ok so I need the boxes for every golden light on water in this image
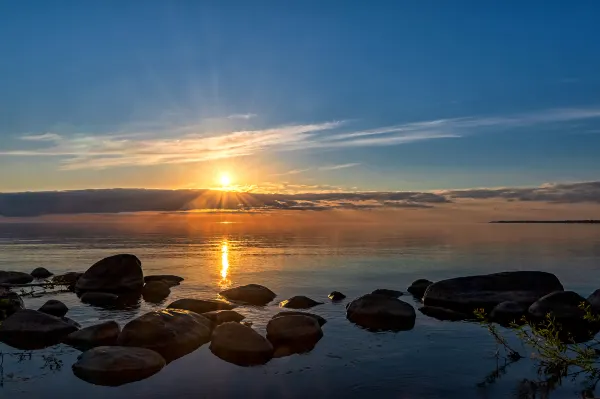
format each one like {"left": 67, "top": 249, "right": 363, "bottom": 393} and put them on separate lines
{"left": 221, "top": 240, "right": 229, "bottom": 280}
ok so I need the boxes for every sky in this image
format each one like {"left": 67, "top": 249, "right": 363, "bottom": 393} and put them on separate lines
{"left": 1, "top": 1, "right": 600, "bottom": 194}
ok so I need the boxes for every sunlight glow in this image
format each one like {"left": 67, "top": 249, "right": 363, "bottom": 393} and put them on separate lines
{"left": 220, "top": 173, "right": 232, "bottom": 188}
{"left": 221, "top": 240, "right": 229, "bottom": 280}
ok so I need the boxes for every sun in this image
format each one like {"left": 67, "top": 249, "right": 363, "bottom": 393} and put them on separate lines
{"left": 219, "top": 173, "right": 232, "bottom": 188}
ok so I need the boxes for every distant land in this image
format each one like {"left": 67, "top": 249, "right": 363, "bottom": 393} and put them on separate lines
{"left": 490, "top": 220, "right": 600, "bottom": 224}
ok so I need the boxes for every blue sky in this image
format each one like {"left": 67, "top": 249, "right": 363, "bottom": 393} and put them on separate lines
{"left": 1, "top": 1, "right": 600, "bottom": 192}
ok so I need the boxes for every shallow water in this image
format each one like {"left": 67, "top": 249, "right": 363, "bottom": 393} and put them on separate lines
{"left": 1, "top": 217, "right": 600, "bottom": 398}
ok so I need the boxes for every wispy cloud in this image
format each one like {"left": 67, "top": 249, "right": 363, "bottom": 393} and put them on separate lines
{"left": 20, "top": 133, "right": 62, "bottom": 141}
{"left": 319, "top": 163, "right": 360, "bottom": 170}
{"left": 227, "top": 113, "right": 257, "bottom": 120}
{"left": 272, "top": 168, "right": 311, "bottom": 176}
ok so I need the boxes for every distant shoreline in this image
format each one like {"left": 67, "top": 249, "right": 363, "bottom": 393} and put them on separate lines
{"left": 490, "top": 220, "right": 600, "bottom": 224}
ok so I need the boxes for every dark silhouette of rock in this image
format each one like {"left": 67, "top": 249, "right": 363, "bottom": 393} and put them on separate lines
{"left": 279, "top": 296, "right": 323, "bottom": 309}
{"left": 371, "top": 289, "right": 403, "bottom": 298}
{"left": 407, "top": 279, "right": 433, "bottom": 298}
{"left": 142, "top": 281, "right": 170, "bottom": 303}
{"left": 202, "top": 310, "right": 245, "bottom": 325}
{"left": 210, "top": 322, "right": 273, "bottom": 366}
{"left": 0, "top": 271, "right": 33, "bottom": 284}
{"left": 587, "top": 289, "right": 600, "bottom": 312}
{"left": 423, "top": 271, "right": 564, "bottom": 313}
{"left": 117, "top": 309, "right": 212, "bottom": 362}
{"left": 72, "top": 346, "right": 165, "bottom": 386}
{"left": 266, "top": 315, "right": 323, "bottom": 357}
{"left": 419, "top": 306, "right": 470, "bottom": 321}
{"left": 167, "top": 298, "right": 235, "bottom": 314}
{"left": 30, "top": 267, "right": 53, "bottom": 279}
{"left": 144, "top": 275, "right": 184, "bottom": 287}
{"left": 328, "top": 291, "right": 346, "bottom": 301}
{"left": 38, "top": 299, "right": 68, "bottom": 317}
{"left": 490, "top": 301, "right": 527, "bottom": 325}
{"left": 0, "top": 309, "right": 78, "bottom": 349}
{"left": 219, "top": 284, "right": 276, "bottom": 306}
{"left": 347, "top": 294, "right": 416, "bottom": 331}
{"left": 0, "top": 287, "right": 24, "bottom": 319}
{"left": 272, "top": 311, "right": 327, "bottom": 326}
{"left": 76, "top": 254, "right": 143, "bottom": 293}
{"left": 52, "top": 272, "right": 83, "bottom": 290}
{"left": 62, "top": 317, "right": 81, "bottom": 329}
{"left": 81, "top": 292, "right": 119, "bottom": 307}
{"left": 64, "top": 321, "right": 121, "bottom": 349}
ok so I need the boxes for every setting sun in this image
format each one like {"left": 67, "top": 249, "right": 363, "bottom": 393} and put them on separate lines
{"left": 219, "top": 173, "right": 232, "bottom": 188}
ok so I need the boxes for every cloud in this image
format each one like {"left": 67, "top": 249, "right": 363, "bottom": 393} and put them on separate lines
{"left": 318, "top": 163, "right": 360, "bottom": 170}
{"left": 272, "top": 168, "right": 311, "bottom": 176}
{"left": 20, "top": 133, "right": 62, "bottom": 141}
{"left": 227, "top": 113, "right": 257, "bottom": 120}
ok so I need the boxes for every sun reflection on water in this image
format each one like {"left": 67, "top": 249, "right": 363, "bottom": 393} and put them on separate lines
{"left": 219, "top": 240, "right": 231, "bottom": 288}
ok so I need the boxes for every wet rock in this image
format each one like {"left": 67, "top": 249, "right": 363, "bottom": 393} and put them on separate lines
{"left": 72, "top": 346, "right": 165, "bottom": 386}
{"left": 210, "top": 322, "right": 273, "bottom": 366}
{"left": 346, "top": 294, "right": 416, "bottom": 331}
{"left": 272, "top": 311, "right": 327, "bottom": 327}
{"left": 219, "top": 284, "right": 276, "bottom": 306}
{"left": 63, "top": 317, "right": 81, "bottom": 329}
{"left": 142, "top": 281, "right": 170, "bottom": 303}
{"left": 587, "top": 289, "right": 600, "bottom": 312}
{"left": 423, "top": 271, "right": 564, "bottom": 313}
{"left": 52, "top": 272, "right": 83, "bottom": 289}
{"left": 38, "top": 299, "right": 68, "bottom": 317}
{"left": 266, "top": 315, "right": 323, "bottom": 357}
{"left": 0, "top": 271, "right": 33, "bottom": 285}
{"left": 407, "top": 279, "right": 433, "bottom": 299}
{"left": 372, "top": 289, "right": 403, "bottom": 298}
{"left": 419, "top": 306, "right": 470, "bottom": 321}
{"left": 279, "top": 296, "right": 323, "bottom": 309}
{"left": 167, "top": 298, "right": 235, "bottom": 314}
{"left": 117, "top": 309, "right": 212, "bottom": 362}
{"left": 202, "top": 310, "right": 245, "bottom": 325}
{"left": 328, "top": 291, "right": 346, "bottom": 301}
{"left": 30, "top": 267, "right": 53, "bottom": 279}
{"left": 64, "top": 321, "right": 121, "bottom": 349}
{"left": 0, "top": 287, "right": 24, "bottom": 319}
{"left": 81, "top": 292, "right": 119, "bottom": 307}
{"left": 144, "top": 275, "right": 184, "bottom": 287}
{"left": 76, "top": 254, "right": 143, "bottom": 293}
{"left": 490, "top": 301, "right": 527, "bottom": 325}
{"left": 0, "top": 309, "right": 78, "bottom": 349}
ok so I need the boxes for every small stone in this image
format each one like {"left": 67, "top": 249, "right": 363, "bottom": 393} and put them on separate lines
{"left": 144, "top": 275, "right": 184, "bottom": 287}
{"left": 167, "top": 298, "right": 235, "bottom": 314}
{"left": 371, "top": 289, "right": 403, "bottom": 298}
{"left": 38, "top": 299, "right": 69, "bottom": 318}
{"left": 328, "top": 291, "right": 346, "bottom": 301}
{"left": 0, "top": 309, "right": 78, "bottom": 349}
{"left": 30, "top": 267, "right": 53, "bottom": 279}
{"left": 210, "top": 322, "right": 273, "bottom": 366}
{"left": 142, "top": 281, "right": 170, "bottom": 303}
{"left": 202, "top": 310, "right": 245, "bottom": 325}
{"left": 219, "top": 284, "right": 276, "bottom": 306}
{"left": 407, "top": 279, "right": 433, "bottom": 299}
{"left": 490, "top": 301, "right": 526, "bottom": 325}
{"left": 266, "top": 315, "right": 323, "bottom": 357}
{"left": 0, "top": 271, "right": 33, "bottom": 285}
{"left": 64, "top": 321, "right": 121, "bottom": 349}
{"left": 279, "top": 296, "right": 323, "bottom": 309}
{"left": 347, "top": 294, "right": 416, "bottom": 331}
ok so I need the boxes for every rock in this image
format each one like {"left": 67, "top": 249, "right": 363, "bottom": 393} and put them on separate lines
{"left": 266, "top": 315, "right": 323, "bottom": 357}
{"left": 167, "top": 298, "right": 235, "bottom": 314}
{"left": 117, "top": 309, "right": 212, "bottom": 362}
{"left": 38, "top": 299, "right": 68, "bottom": 317}
{"left": 0, "top": 309, "right": 78, "bottom": 349}
{"left": 423, "top": 271, "right": 564, "bottom": 313}
{"left": 76, "top": 254, "right": 143, "bottom": 293}
{"left": 52, "top": 272, "right": 83, "bottom": 290}
{"left": 210, "top": 322, "right": 273, "bottom": 366}
{"left": 0, "top": 271, "right": 33, "bottom": 284}
{"left": 407, "top": 279, "right": 433, "bottom": 298}
{"left": 419, "top": 306, "right": 470, "bottom": 321}
{"left": 346, "top": 294, "right": 416, "bottom": 331}
{"left": 0, "top": 287, "right": 24, "bottom": 319}
{"left": 142, "top": 281, "right": 170, "bottom": 303}
{"left": 64, "top": 321, "right": 121, "bottom": 349}
{"left": 587, "top": 289, "right": 600, "bottom": 312}
{"left": 490, "top": 301, "right": 527, "bottom": 325}
{"left": 72, "top": 346, "right": 165, "bottom": 386}
{"left": 30, "top": 267, "right": 53, "bottom": 279}
{"left": 371, "top": 289, "right": 403, "bottom": 298}
{"left": 144, "top": 275, "right": 184, "bottom": 287}
{"left": 202, "top": 310, "right": 245, "bottom": 325}
{"left": 219, "top": 284, "right": 276, "bottom": 306}
{"left": 81, "top": 292, "right": 119, "bottom": 307}
{"left": 63, "top": 317, "right": 81, "bottom": 329}
{"left": 279, "top": 296, "right": 323, "bottom": 309}
{"left": 328, "top": 291, "right": 346, "bottom": 301}
{"left": 272, "top": 311, "right": 327, "bottom": 327}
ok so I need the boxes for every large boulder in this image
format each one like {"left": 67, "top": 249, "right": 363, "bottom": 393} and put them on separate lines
{"left": 210, "top": 322, "right": 273, "bottom": 366}
{"left": 38, "top": 299, "right": 69, "bottom": 317}
{"left": 64, "top": 321, "right": 121, "bottom": 350}
{"left": 372, "top": 289, "right": 403, "bottom": 298}
{"left": 202, "top": 310, "right": 245, "bottom": 325}
{"left": 423, "top": 271, "right": 564, "bottom": 313}
{"left": 144, "top": 275, "right": 184, "bottom": 287}
{"left": 0, "top": 271, "right": 33, "bottom": 285}
{"left": 72, "top": 346, "right": 165, "bottom": 386}
{"left": 220, "top": 284, "right": 276, "bottom": 306}
{"left": 0, "top": 309, "right": 78, "bottom": 349}
{"left": 81, "top": 292, "right": 119, "bottom": 307}
{"left": 117, "top": 309, "right": 212, "bottom": 362}
{"left": 0, "top": 287, "right": 24, "bottom": 319}
{"left": 346, "top": 294, "right": 416, "bottom": 331}
{"left": 490, "top": 301, "right": 527, "bottom": 325}
{"left": 167, "top": 298, "right": 235, "bottom": 314}
{"left": 328, "top": 291, "right": 346, "bottom": 301}
{"left": 266, "top": 315, "right": 323, "bottom": 357}
{"left": 279, "top": 296, "right": 323, "bottom": 309}
{"left": 407, "top": 279, "right": 433, "bottom": 299}
{"left": 142, "top": 281, "right": 170, "bottom": 303}
{"left": 30, "top": 267, "right": 53, "bottom": 279}
{"left": 76, "top": 254, "right": 143, "bottom": 292}
{"left": 272, "top": 311, "right": 327, "bottom": 327}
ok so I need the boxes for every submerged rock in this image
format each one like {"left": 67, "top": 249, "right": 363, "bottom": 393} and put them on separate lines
{"left": 407, "top": 279, "right": 433, "bottom": 299}
{"left": 202, "top": 310, "right": 245, "bottom": 325}
{"left": 72, "top": 346, "right": 165, "bottom": 386}
{"left": 0, "top": 309, "right": 78, "bottom": 349}
{"left": 117, "top": 309, "right": 212, "bottom": 362}
{"left": 210, "top": 322, "right": 273, "bottom": 366}
{"left": 81, "top": 292, "right": 119, "bottom": 307}
{"left": 38, "top": 299, "right": 69, "bottom": 318}
{"left": 64, "top": 321, "right": 121, "bottom": 349}
{"left": 419, "top": 306, "right": 470, "bottom": 321}
{"left": 490, "top": 301, "right": 527, "bottom": 325}
{"left": 219, "top": 284, "right": 276, "bottom": 306}
{"left": 346, "top": 294, "right": 416, "bottom": 331}
{"left": 0, "top": 271, "right": 33, "bottom": 285}
{"left": 279, "top": 296, "right": 323, "bottom": 309}
{"left": 328, "top": 291, "right": 346, "bottom": 301}
{"left": 371, "top": 289, "right": 403, "bottom": 298}
{"left": 144, "top": 275, "right": 184, "bottom": 287}
{"left": 266, "top": 315, "right": 323, "bottom": 357}
{"left": 168, "top": 298, "right": 235, "bottom": 314}
{"left": 423, "top": 271, "right": 564, "bottom": 313}
{"left": 76, "top": 254, "right": 143, "bottom": 293}
{"left": 142, "top": 281, "right": 170, "bottom": 303}
{"left": 0, "top": 287, "right": 24, "bottom": 319}
{"left": 272, "top": 311, "right": 327, "bottom": 326}
{"left": 30, "top": 267, "right": 53, "bottom": 279}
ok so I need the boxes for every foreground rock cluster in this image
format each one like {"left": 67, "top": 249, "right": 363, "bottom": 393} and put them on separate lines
{"left": 2, "top": 255, "right": 599, "bottom": 387}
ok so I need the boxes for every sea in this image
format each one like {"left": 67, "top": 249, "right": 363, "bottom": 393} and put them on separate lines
{"left": 1, "top": 214, "right": 600, "bottom": 398}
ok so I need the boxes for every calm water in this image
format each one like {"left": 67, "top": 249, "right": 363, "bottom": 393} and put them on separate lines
{"left": 1, "top": 217, "right": 600, "bottom": 398}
